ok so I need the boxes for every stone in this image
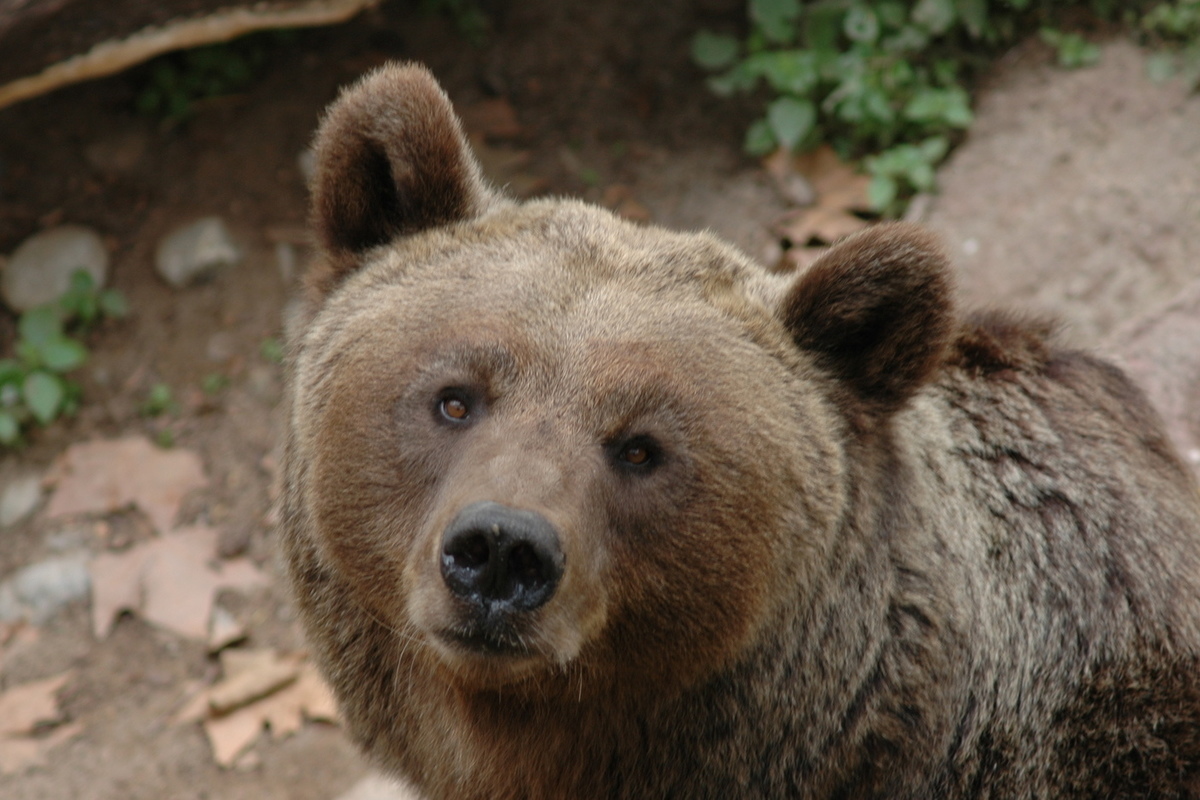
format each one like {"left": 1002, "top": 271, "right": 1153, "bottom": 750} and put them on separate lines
{"left": 0, "top": 552, "right": 91, "bottom": 624}
{"left": 154, "top": 217, "right": 242, "bottom": 289}
{"left": 334, "top": 774, "right": 423, "bottom": 800}
{"left": 1, "top": 225, "right": 109, "bottom": 312}
{"left": 0, "top": 474, "right": 41, "bottom": 528}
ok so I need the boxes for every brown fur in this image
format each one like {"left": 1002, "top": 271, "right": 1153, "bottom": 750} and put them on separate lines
{"left": 280, "top": 63, "right": 1200, "bottom": 799}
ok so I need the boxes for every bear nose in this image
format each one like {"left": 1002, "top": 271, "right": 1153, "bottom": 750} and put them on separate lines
{"left": 440, "top": 501, "right": 564, "bottom": 612}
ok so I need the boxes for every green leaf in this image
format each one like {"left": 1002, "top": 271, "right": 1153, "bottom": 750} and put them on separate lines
{"left": 867, "top": 174, "right": 898, "bottom": 211}
{"left": 743, "top": 118, "right": 778, "bottom": 157}
{"left": 751, "top": 0, "right": 802, "bottom": 44}
{"left": 956, "top": 0, "right": 987, "bottom": 38}
{"left": 0, "top": 359, "right": 23, "bottom": 387}
{"left": 907, "top": 160, "right": 936, "bottom": 191}
{"left": 0, "top": 411, "right": 18, "bottom": 445}
{"left": 912, "top": 0, "right": 956, "bottom": 35}
{"left": 803, "top": 5, "right": 843, "bottom": 51}
{"left": 67, "top": 269, "right": 96, "bottom": 294}
{"left": 708, "top": 63, "right": 759, "bottom": 97}
{"left": 904, "top": 87, "right": 973, "bottom": 128}
{"left": 1040, "top": 29, "right": 1100, "bottom": 69}
{"left": 141, "top": 382, "right": 177, "bottom": 417}
{"left": 919, "top": 136, "right": 950, "bottom": 162}
{"left": 38, "top": 337, "right": 88, "bottom": 373}
{"left": 692, "top": 31, "right": 740, "bottom": 71}
{"left": 98, "top": 289, "right": 129, "bottom": 319}
{"left": 23, "top": 371, "right": 64, "bottom": 425}
{"left": 260, "top": 337, "right": 285, "bottom": 364}
{"left": 766, "top": 96, "right": 816, "bottom": 151}
{"left": 18, "top": 306, "right": 64, "bottom": 348}
{"left": 844, "top": 7, "right": 880, "bottom": 43}
{"left": 750, "top": 50, "right": 820, "bottom": 95}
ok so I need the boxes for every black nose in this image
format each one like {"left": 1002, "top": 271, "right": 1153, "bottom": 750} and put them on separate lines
{"left": 441, "top": 502, "right": 564, "bottom": 612}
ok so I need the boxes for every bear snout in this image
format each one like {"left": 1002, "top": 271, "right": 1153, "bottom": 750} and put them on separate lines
{"left": 441, "top": 501, "right": 565, "bottom": 615}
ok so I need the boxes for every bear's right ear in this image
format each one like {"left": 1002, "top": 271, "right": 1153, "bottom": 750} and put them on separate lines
{"left": 780, "top": 223, "right": 955, "bottom": 422}
{"left": 307, "top": 63, "right": 496, "bottom": 297}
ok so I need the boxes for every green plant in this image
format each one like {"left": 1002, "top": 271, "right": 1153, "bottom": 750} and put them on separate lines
{"left": 1039, "top": 28, "right": 1102, "bottom": 67}
{"left": 260, "top": 337, "right": 285, "bottom": 365}
{"left": 0, "top": 271, "right": 127, "bottom": 445}
{"left": 134, "top": 31, "right": 295, "bottom": 120}
{"left": 141, "top": 383, "right": 179, "bottom": 418}
{"left": 694, "top": 0, "right": 1177, "bottom": 213}
{"left": 421, "top": 0, "right": 489, "bottom": 44}
{"left": 1142, "top": 0, "right": 1200, "bottom": 86}
{"left": 202, "top": 372, "right": 231, "bottom": 396}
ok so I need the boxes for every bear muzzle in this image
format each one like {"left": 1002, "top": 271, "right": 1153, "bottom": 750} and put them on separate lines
{"left": 438, "top": 501, "right": 565, "bottom": 653}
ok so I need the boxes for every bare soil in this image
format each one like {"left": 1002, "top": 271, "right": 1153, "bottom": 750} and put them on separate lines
{"left": 0, "top": 3, "right": 1197, "bottom": 798}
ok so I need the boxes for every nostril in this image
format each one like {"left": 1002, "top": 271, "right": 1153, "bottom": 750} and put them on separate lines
{"left": 508, "top": 542, "right": 545, "bottom": 587}
{"left": 446, "top": 531, "right": 491, "bottom": 570}
{"left": 440, "top": 502, "right": 564, "bottom": 612}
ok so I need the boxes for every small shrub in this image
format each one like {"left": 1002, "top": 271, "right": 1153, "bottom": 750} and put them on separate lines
{"left": 695, "top": 0, "right": 1181, "bottom": 213}
{"left": 0, "top": 271, "right": 127, "bottom": 446}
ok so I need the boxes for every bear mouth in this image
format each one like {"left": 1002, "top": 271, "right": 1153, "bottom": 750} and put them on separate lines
{"left": 439, "top": 623, "right": 532, "bottom": 658}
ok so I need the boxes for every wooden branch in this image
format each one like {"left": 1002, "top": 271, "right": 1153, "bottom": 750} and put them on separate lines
{"left": 0, "top": 0, "right": 381, "bottom": 110}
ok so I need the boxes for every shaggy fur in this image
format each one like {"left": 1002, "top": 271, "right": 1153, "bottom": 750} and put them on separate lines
{"left": 280, "top": 63, "right": 1200, "bottom": 799}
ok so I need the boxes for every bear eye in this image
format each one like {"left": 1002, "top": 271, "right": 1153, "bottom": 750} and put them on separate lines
{"left": 436, "top": 390, "right": 474, "bottom": 425}
{"left": 613, "top": 436, "right": 661, "bottom": 472}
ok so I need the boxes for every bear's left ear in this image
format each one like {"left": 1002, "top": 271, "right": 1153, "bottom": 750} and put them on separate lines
{"left": 781, "top": 223, "right": 955, "bottom": 419}
{"left": 307, "top": 62, "right": 498, "bottom": 296}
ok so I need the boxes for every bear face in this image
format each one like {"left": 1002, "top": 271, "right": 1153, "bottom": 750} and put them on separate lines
{"left": 292, "top": 174, "right": 854, "bottom": 694}
{"left": 282, "top": 64, "right": 1200, "bottom": 800}
{"left": 287, "top": 64, "right": 951, "bottom": 698}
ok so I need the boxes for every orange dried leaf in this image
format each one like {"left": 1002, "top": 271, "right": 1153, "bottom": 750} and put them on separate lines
{"left": 182, "top": 650, "right": 339, "bottom": 768}
{"left": 45, "top": 436, "right": 207, "bottom": 533}
{"left": 0, "top": 672, "right": 70, "bottom": 735}
{"left": 0, "top": 672, "right": 80, "bottom": 775}
{"left": 0, "top": 721, "right": 83, "bottom": 775}
{"left": 88, "top": 526, "right": 268, "bottom": 640}
{"left": 791, "top": 145, "right": 872, "bottom": 212}
{"left": 773, "top": 206, "right": 867, "bottom": 247}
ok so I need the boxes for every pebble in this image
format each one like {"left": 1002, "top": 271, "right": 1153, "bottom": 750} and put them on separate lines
{"left": 334, "top": 774, "right": 423, "bottom": 800}
{"left": 0, "top": 475, "right": 41, "bottom": 528}
{"left": 1, "top": 225, "right": 109, "bottom": 311}
{"left": 155, "top": 217, "right": 242, "bottom": 289}
{"left": 297, "top": 148, "right": 317, "bottom": 184}
{"left": 0, "top": 552, "right": 91, "bottom": 624}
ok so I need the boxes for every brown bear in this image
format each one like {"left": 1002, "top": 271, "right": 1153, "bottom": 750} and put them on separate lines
{"left": 280, "top": 63, "right": 1200, "bottom": 799}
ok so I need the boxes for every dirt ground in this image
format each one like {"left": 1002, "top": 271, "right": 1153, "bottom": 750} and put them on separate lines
{"left": 0, "top": 2, "right": 1198, "bottom": 798}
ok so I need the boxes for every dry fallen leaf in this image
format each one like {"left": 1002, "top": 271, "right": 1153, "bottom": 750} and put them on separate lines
{"left": 44, "top": 436, "right": 208, "bottom": 534}
{"left": 174, "top": 649, "right": 339, "bottom": 767}
{"left": 0, "top": 671, "right": 82, "bottom": 774}
{"left": 0, "top": 672, "right": 70, "bottom": 736}
{"left": 774, "top": 206, "right": 868, "bottom": 248}
{"left": 88, "top": 526, "right": 268, "bottom": 639}
{"left": 767, "top": 145, "right": 874, "bottom": 249}
{"left": 791, "top": 145, "right": 873, "bottom": 212}
{"left": 0, "top": 722, "right": 83, "bottom": 775}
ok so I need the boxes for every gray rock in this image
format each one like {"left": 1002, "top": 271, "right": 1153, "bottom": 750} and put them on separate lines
{"left": 44, "top": 524, "right": 90, "bottom": 552}
{"left": 0, "top": 552, "right": 91, "bottom": 624}
{"left": 334, "top": 774, "right": 423, "bottom": 800}
{"left": 1, "top": 225, "right": 109, "bottom": 312}
{"left": 0, "top": 474, "right": 41, "bottom": 527}
{"left": 155, "top": 217, "right": 242, "bottom": 289}
{"left": 297, "top": 148, "right": 317, "bottom": 184}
